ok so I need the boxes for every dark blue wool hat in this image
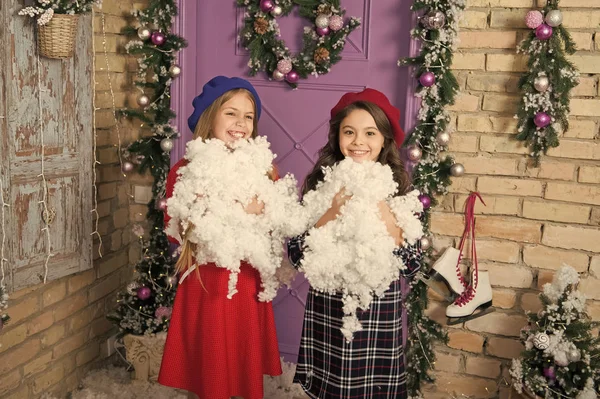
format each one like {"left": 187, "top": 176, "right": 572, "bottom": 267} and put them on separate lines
{"left": 187, "top": 76, "right": 262, "bottom": 133}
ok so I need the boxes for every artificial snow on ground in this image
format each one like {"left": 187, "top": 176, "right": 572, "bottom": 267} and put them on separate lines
{"left": 49, "top": 359, "right": 308, "bottom": 399}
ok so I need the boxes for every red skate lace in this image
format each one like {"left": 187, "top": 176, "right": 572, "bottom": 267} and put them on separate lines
{"left": 455, "top": 192, "right": 486, "bottom": 298}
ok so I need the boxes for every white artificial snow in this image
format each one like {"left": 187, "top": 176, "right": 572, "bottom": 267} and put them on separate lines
{"left": 300, "top": 158, "right": 423, "bottom": 340}
{"left": 166, "top": 137, "right": 305, "bottom": 302}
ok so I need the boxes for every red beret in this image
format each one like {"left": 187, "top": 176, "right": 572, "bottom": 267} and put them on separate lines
{"left": 330, "top": 88, "right": 405, "bottom": 146}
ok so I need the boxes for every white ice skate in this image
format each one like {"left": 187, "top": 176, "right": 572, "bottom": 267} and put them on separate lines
{"left": 446, "top": 270, "right": 494, "bottom": 326}
{"left": 418, "top": 247, "right": 466, "bottom": 302}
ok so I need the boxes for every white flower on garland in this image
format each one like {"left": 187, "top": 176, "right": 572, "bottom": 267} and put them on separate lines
{"left": 166, "top": 137, "right": 305, "bottom": 302}
{"left": 299, "top": 158, "right": 423, "bottom": 341}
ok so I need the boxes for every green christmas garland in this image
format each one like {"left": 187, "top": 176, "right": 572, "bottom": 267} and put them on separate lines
{"left": 108, "top": 0, "right": 187, "bottom": 335}
{"left": 517, "top": 1, "right": 578, "bottom": 165}
{"left": 237, "top": 0, "right": 360, "bottom": 87}
{"left": 398, "top": 0, "right": 466, "bottom": 397}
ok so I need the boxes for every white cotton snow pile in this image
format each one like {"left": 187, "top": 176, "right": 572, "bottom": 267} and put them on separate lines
{"left": 166, "top": 137, "right": 306, "bottom": 302}
{"left": 299, "top": 158, "right": 423, "bottom": 341}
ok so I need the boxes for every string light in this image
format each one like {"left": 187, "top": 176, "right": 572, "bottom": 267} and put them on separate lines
{"left": 90, "top": 7, "right": 104, "bottom": 257}
{"left": 0, "top": 178, "right": 9, "bottom": 296}
{"left": 36, "top": 54, "right": 54, "bottom": 283}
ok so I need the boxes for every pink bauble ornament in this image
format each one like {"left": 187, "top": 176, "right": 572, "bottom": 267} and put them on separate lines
{"left": 525, "top": 10, "right": 544, "bottom": 29}
{"left": 151, "top": 31, "right": 166, "bottom": 46}
{"left": 155, "top": 197, "right": 168, "bottom": 211}
{"left": 535, "top": 24, "right": 553, "bottom": 40}
{"left": 534, "top": 112, "right": 551, "bottom": 128}
{"left": 329, "top": 15, "right": 344, "bottom": 31}
{"left": 407, "top": 145, "right": 422, "bottom": 161}
{"left": 137, "top": 286, "right": 151, "bottom": 300}
{"left": 259, "top": 0, "right": 274, "bottom": 12}
{"left": 285, "top": 70, "right": 299, "bottom": 84}
{"left": 316, "top": 27, "right": 330, "bottom": 36}
{"left": 419, "top": 72, "right": 436, "bottom": 87}
{"left": 543, "top": 366, "right": 556, "bottom": 380}
{"left": 277, "top": 59, "right": 293, "bottom": 74}
{"left": 122, "top": 161, "right": 134, "bottom": 173}
{"left": 155, "top": 306, "right": 172, "bottom": 320}
{"left": 272, "top": 69, "right": 285, "bottom": 81}
{"left": 418, "top": 194, "right": 431, "bottom": 210}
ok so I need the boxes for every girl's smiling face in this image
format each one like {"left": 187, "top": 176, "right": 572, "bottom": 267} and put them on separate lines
{"left": 338, "top": 109, "right": 385, "bottom": 162}
{"left": 211, "top": 92, "right": 255, "bottom": 144}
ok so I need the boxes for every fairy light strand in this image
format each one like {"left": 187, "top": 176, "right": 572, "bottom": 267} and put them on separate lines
{"left": 36, "top": 54, "right": 54, "bottom": 283}
{"left": 0, "top": 178, "right": 9, "bottom": 289}
{"left": 90, "top": 7, "right": 104, "bottom": 258}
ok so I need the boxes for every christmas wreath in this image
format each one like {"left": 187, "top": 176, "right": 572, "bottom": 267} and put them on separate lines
{"left": 237, "top": 0, "right": 360, "bottom": 87}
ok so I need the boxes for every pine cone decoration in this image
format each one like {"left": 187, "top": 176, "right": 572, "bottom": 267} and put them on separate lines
{"left": 254, "top": 18, "right": 269, "bottom": 35}
{"left": 317, "top": 4, "right": 333, "bottom": 16}
{"left": 314, "top": 47, "right": 330, "bottom": 64}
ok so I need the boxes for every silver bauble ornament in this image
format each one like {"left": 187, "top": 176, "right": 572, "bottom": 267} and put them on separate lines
{"left": 407, "top": 146, "right": 422, "bottom": 161}
{"left": 534, "top": 75, "right": 550, "bottom": 92}
{"left": 169, "top": 65, "right": 181, "bottom": 78}
{"left": 127, "top": 282, "right": 140, "bottom": 295}
{"left": 533, "top": 332, "right": 550, "bottom": 350}
{"left": 272, "top": 69, "right": 286, "bottom": 81}
{"left": 121, "top": 161, "right": 134, "bottom": 173}
{"left": 137, "top": 94, "right": 150, "bottom": 107}
{"left": 425, "top": 10, "right": 446, "bottom": 29}
{"left": 315, "top": 14, "right": 330, "bottom": 29}
{"left": 271, "top": 5, "right": 283, "bottom": 17}
{"left": 137, "top": 26, "right": 152, "bottom": 41}
{"left": 436, "top": 131, "right": 451, "bottom": 146}
{"left": 545, "top": 10, "right": 563, "bottom": 27}
{"left": 450, "top": 163, "right": 465, "bottom": 177}
{"left": 166, "top": 275, "right": 178, "bottom": 286}
{"left": 160, "top": 138, "right": 174, "bottom": 152}
{"left": 420, "top": 236, "right": 432, "bottom": 250}
{"left": 567, "top": 349, "right": 581, "bottom": 362}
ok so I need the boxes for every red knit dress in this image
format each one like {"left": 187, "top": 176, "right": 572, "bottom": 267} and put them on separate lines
{"left": 158, "top": 158, "right": 282, "bottom": 399}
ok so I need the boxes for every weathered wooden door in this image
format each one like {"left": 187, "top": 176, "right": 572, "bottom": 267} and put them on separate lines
{"left": 172, "top": 0, "right": 414, "bottom": 362}
{"left": 0, "top": 2, "right": 93, "bottom": 291}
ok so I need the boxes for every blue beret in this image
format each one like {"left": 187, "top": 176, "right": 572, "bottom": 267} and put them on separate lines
{"left": 187, "top": 76, "right": 262, "bottom": 133}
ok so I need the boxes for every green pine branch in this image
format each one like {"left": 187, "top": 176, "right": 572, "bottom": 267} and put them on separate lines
{"left": 398, "top": 0, "right": 464, "bottom": 396}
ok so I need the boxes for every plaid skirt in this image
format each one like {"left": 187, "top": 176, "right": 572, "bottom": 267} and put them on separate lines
{"left": 288, "top": 235, "right": 421, "bottom": 399}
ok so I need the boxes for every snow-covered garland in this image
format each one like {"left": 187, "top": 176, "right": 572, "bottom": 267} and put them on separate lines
{"left": 397, "top": 0, "right": 465, "bottom": 397}
{"left": 237, "top": 0, "right": 360, "bottom": 87}
{"left": 18, "top": 0, "right": 101, "bottom": 25}
{"left": 516, "top": 2, "right": 578, "bottom": 165}
{"left": 108, "top": 0, "right": 187, "bottom": 336}
{"left": 510, "top": 266, "right": 600, "bottom": 399}
{"left": 166, "top": 137, "right": 305, "bottom": 302}
{"left": 299, "top": 159, "right": 423, "bottom": 341}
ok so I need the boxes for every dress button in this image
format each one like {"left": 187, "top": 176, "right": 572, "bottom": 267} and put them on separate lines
{"left": 294, "top": 143, "right": 302, "bottom": 149}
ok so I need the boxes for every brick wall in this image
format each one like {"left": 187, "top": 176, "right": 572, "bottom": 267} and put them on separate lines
{"left": 0, "top": 2, "right": 145, "bottom": 397}
{"left": 424, "top": 0, "right": 600, "bottom": 397}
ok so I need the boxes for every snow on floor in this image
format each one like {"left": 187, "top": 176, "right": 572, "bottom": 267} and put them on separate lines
{"left": 49, "top": 359, "right": 308, "bottom": 399}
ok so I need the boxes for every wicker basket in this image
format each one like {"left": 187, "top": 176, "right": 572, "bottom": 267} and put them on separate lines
{"left": 37, "top": 14, "right": 79, "bottom": 59}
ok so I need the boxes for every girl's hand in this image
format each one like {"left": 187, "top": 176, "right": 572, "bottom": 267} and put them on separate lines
{"left": 378, "top": 201, "right": 404, "bottom": 246}
{"left": 315, "top": 188, "right": 352, "bottom": 228}
{"left": 244, "top": 196, "right": 265, "bottom": 215}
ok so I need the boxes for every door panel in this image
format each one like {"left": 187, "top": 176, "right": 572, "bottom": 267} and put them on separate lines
{"left": 173, "top": 0, "right": 412, "bottom": 362}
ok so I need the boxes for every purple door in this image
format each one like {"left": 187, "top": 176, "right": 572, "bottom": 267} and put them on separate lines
{"left": 172, "top": 0, "right": 414, "bottom": 363}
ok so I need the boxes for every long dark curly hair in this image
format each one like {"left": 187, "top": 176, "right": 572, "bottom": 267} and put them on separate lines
{"left": 302, "top": 101, "right": 410, "bottom": 197}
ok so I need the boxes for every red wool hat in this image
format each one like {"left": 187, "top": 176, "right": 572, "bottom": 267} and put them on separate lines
{"left": 330, "top": 88, "right": 405, "bottom": 146}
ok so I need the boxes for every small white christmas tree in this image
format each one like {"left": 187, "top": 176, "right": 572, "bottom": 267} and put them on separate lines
{"left": 510, "top": 265, "right": 599, "bottom": 398}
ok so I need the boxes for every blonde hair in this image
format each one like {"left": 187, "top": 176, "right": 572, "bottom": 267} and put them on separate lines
{"left": 174, "top": 88, "right": 261, "bottom": 282}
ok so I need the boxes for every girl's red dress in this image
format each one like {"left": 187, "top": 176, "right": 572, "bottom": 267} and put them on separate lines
{"left": 158, "top": 158, "right": 282, "bottom": 399}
